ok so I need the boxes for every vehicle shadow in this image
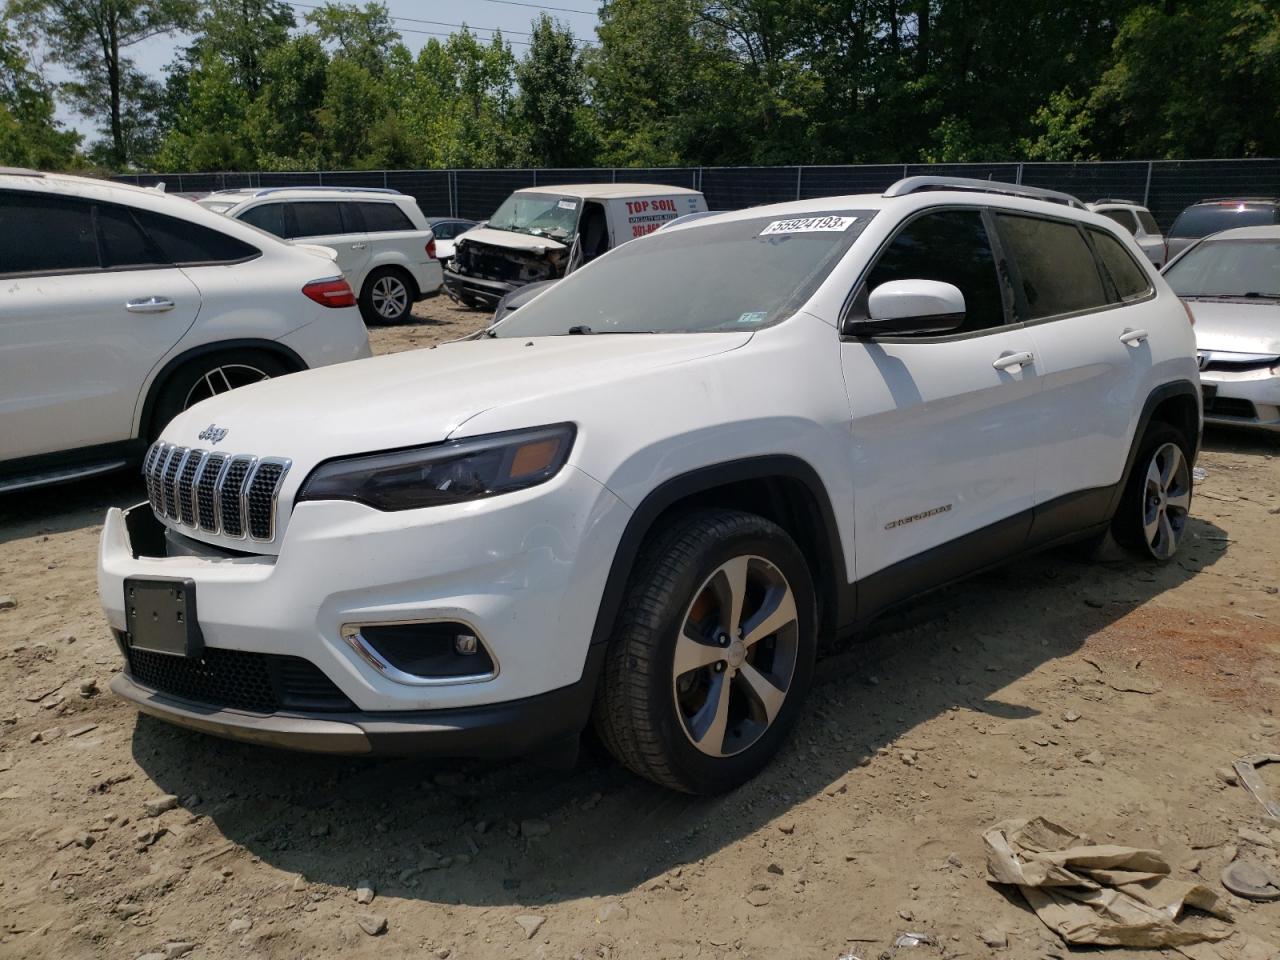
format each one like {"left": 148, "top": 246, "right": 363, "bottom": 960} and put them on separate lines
{"left": 1200, "top": 423, "right": 1280, "bottom": 456}
{"left": 127, "top": 513, "right": 1229, "bottom": 908}
{"left": 0, "top": 471, "right": 144, "bottom": 547}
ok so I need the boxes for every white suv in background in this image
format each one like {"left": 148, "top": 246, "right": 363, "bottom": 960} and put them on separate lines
{"left": 1086, "top": 199, "right": 1166, "bottom": 267}
{"left": 100, "top": 177, "right": 1200, "bottom": 795}
{"left": 199, "top": 187, "right": 444, "bottom": 325}
{"left": 0, "top": 168, "right": 370, "bottom": 494}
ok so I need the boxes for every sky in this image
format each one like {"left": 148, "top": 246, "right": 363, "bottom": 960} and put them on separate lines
{"left": 50, "top": 0, "right": 603, "bottom": 140}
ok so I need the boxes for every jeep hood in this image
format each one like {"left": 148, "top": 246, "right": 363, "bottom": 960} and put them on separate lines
{"left": 162, "top": 333, "right": 752, "bottom": 459}
{"left": 1188, "top": 299, "right": 1280, "bottom": 355}
{"left": 457, "top": 227, "right": 569, "bottom": 253}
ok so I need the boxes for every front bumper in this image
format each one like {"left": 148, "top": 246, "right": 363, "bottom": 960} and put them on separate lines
{"left": 98, "top": 466, "right": 631, "bottom": 755}
{"left": 1201, "top": 367, "right": 1280, "bottom": 432}
{"left": 442, "top": 270, "right": 520, "bottom": 309}
{"left": 111, "top": 644, "right": 606, "bottom": 756}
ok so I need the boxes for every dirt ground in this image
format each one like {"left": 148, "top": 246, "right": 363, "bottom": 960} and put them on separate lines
{"left": 2, "top": 294, "right": 1279, "bottom": 960}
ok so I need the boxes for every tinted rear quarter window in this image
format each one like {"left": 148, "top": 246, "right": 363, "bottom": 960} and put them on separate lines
{"left": 133, "top": 208, "right": 259, "bottom": 265}
{"left": 97, "top": 204, "right": 164, "bottom": 269}
{"left": 864, "top": 209, "right": 1005, "bottom": 333}
{"left": 1098, "top": 209, "right": 1138, "bottom": 234}
{"left": 1170, "top": 204, "right": 1280, "bottom": 238}
{"left": 289, "top": 201, "right": 346, "bottom": 238}
{"left": 1136, "top": 210, "right": 1160, "bottom": 234}
{"left": 238, "top": 202, "right": 287, "bottom": 238}
{"left": 996, "top": 214, "right": 1107, "bottom": 319}
{"left": 1088, "top": 228, "right": 1153, "bottom": 301}
{"left": 0, "top": 192, "right": 99, "bottom": 275}
{"left": 358, "top": 202, "right": 414, "bottom": 232}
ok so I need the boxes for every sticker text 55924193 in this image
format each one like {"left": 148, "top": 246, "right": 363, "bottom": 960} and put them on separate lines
{"left": 759, "top": 216, "right": 857, "bottom": 236}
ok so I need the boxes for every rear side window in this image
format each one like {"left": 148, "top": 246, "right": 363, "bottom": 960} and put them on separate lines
{"left": 1088, "top": 228, "right": 1153, "bottom": 302}
{"left": 995, "top": 214, "right": 1107, "bottom": 320}
{"left": 97, "top": 204, "right": 164, "bottom": 269}
{"left": 1098, "top": 209, "right": 1138, "bottom": 234}
{"left": 358, "top": 202, "right": 414, "bottom": 232}
{"left": 1170, "top": 203, "right": 1280, "bottom": 238}
{"left": 289, "top": 201, "right": 345, "bottom": 237}
{"left": 1136, "top": 210, "right": 1160, "bottom": 234}
{"left": 238, "top": 202, "right": 287, "bottom": 238}
{"left": 864, "top": 209, "right": 1006, "bottom": 333}
{"left": 132, "top": 208, "right": 259, "bottom": 265}
{"left": 0, "top": 192, "right": 99, "bottom": 275}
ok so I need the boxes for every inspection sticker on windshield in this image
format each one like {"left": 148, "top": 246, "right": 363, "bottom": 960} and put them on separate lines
{"left": 557, "top": 199, "right": 578, "bottom": 210}
{"left": 759, "top": 215, "right": 856, "bottom": 236}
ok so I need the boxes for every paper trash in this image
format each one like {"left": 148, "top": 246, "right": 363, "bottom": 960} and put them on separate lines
{"left": 983, "top": 817, "right": 1231, "bottom": 949}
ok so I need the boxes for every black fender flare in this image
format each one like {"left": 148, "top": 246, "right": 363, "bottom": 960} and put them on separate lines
{"left": 1104, "top": 378, "right": 1202, "bottom": 519}
{"left": 137, "top": 338, "right": 308, "bottom": 440}
{"left": 588, "top": 455, "right": 850, "bottom": 647}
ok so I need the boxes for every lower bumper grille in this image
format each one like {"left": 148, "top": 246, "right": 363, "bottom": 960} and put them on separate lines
{"left": 1205, "top": 396, "right": 1257, "bottom": 419}
{"left": 123, "top": 642, "right": 354, "bottom": 713}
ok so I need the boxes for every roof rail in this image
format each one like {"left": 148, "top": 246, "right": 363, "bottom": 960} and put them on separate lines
{"left": 883, "top": 175, "right": 1086, "bottom": 210}
{"left": 252, "top": 185, "right": 401, "bottom": 197}
{"left": 0, "top": 166, "right": 45, "bottom": 177}
{"left": 1092, "top": 197, "right": 1140, "bottom": 206}
{"left": 1196, "top": 196, "right": 1279, "bottom": 204}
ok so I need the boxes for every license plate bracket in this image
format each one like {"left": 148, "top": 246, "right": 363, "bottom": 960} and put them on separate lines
{"left": 125, "top": 577, "right": 203, "bottom": 658}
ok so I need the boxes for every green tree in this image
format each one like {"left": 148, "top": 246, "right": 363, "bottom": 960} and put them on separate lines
{"left": 512, "top": 14, "right": 594, "bottom": 166}
{"left": 245, "top": 34, "right": 329, "bottom": 168}
{"left": 188, "top": 0, "right": 295, "bottom": 94}
{"left": 0, "top": 19, "right": 81, "bottom": 167}
{"left": 304, "top": 1, "right": 398, "bottom": 76}
{"left": 153, "top": 51, "right": 252, "bottom": 170}
{"left": 9, "top": 0, "right": 198, "bottom": 167}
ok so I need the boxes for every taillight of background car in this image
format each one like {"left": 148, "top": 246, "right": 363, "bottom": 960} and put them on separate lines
{"left": 426, "top": 238, "right": 437, "bottom": 260}
{"left": 302, "top": 278, "right": 357, "bottom": 308}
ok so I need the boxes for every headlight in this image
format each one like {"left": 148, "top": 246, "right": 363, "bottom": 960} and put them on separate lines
{"left": 296, "top": 424, "right": 575, "bottom": 511}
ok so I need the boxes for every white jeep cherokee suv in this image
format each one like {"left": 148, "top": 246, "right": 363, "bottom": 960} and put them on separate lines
{"left": 199, "top": 186, "right": 444, "bottom": 325}
{"left": 99, "top": 177, "right": 1201, "bottom": 794}
{"left": 1, "top": 169, "right": 371, "bottom": 494}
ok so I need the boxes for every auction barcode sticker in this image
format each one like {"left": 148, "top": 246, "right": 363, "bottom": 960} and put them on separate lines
{"left": 759, "top": 216, "right": 857, "bottom": 236}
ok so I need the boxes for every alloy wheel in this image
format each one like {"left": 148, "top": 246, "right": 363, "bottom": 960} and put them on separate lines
{"left": 371, "top": 275, "right": 409, "bottom": 319}
{"left": 671, "top": 555, "right": 800, "bottom": 758}
{"left": 182, "top": 363, "right": 271, "bottom": 409}
{"left": 1143, "top": 441, "right": 1191, "bottom": 559}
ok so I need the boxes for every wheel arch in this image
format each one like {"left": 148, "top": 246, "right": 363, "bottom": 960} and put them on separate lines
{"left": 362, "top": 260, "right": 419, "bottom": 300}
{"left": 1104, "top": 378, "right": 1202, "bottom": 520}
{"left": 136, "top": 339, "right": 308, "bottom": 440}
{"left": 590, "top": 456, "right": 851, "bottom": 650}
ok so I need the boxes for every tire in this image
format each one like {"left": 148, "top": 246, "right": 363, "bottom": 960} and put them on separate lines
{"left": 359, "top": 268, "right": 416, "bottom": 325}
{"left": 149, "top": 350, "right": 291, "bottom": 441}
{"left": 1111, "top": 421, "right": 1194, "bottom": 561}
{"left": 593, "top": 509, "right": 817, "bottom": 794}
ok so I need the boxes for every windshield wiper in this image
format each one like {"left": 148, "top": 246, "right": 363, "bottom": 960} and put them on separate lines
{"left": 1192, "top": 292, "right": 1280, "bottom": 299}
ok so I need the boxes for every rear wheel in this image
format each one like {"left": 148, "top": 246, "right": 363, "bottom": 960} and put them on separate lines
{"left": 594, "top": 509, "right": 816, "bottom": 794}
{"left": 1112, "top": 422, "right": 1194, "bottom": 560}
{"left": 359, "top": 268, "right": 416, "bottom": 325}
{"left": 149, "top": 350, "right": 291, "bottom": 440}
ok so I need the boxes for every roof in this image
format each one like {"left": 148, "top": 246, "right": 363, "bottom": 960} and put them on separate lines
{"left": 1087, "top": 199, "right": 1147, "bottom": 209}
{"left": 513, "top": 183, "right": 703, "bottom": 200}
{"left": 205, "top": 186, "right": 404, "bottom": 201}
{"left": 1198, "top": 224, "right": 1280, "bottom": 241}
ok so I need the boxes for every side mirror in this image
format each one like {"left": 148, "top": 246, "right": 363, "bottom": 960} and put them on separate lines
{"left": 842, "top": 279, "right": 966, "bottom": 337}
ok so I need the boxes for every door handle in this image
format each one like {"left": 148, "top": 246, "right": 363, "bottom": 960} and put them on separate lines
{"left": 125, "top": 297, "right": 176, "bottom": 314}
{"left": 350, "top": 242, "right": 367, "bottom": 250}
{"left": 992, "top": 350, "right": 1034, "bottom": 371}
{"left": 1119, "top": 328, "right": 1149, "bottom": 346}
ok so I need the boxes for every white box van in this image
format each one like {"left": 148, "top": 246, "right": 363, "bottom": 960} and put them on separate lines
{"left": 443, "top": 183, "right": 707, "bottom": 309}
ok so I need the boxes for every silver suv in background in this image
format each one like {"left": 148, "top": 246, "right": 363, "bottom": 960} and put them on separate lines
{"left": 1087, "top": 199, "right": 1166, "bottom": 267}
{"left": 199, "top": 187, "right": 444, "bottom": 325}
{"left": 1167, "top": 198, "right": 1280, "bottom": 262}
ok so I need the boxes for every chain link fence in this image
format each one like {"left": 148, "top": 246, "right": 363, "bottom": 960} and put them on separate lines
{"left": 115, "top": 159, "right": 1280, "bottom": 231}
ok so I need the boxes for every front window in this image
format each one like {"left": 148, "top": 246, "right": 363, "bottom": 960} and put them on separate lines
{"left": 1164, "top": 239, "right": 1280, "bottom": 299}
{"left": 491, "top": 212, "right": 874, "bottom": 337}
{"left": 487, "top": 193, "right": 581, "bottom": 242}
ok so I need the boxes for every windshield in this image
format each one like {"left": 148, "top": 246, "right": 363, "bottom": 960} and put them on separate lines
{"left": 487, "top": 192, "right": 580, "bottom": 241}
{"left": 491, "top": 212, "right": 875, "bottom": 337}
{"left": 1170, "top": 203, "right": 1278, "bottom": 238}
{"left": 1165, "top": 239, "right": 1280, "bottom": 298}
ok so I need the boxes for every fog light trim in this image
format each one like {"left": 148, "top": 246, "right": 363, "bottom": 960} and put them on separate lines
{"left": 339, "top": 619, "right": 499, "bottom": 687}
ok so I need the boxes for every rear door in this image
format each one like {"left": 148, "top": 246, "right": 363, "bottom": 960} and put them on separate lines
{"left": 0, "top": 191, "right": 201, "bottom": 461}
{"left": 287, "top": 200, "right": 370, "bottom": 285}
{"left": 838, "top": 206, "right": 1042, "bottom": 607}
{"left": 993, "top": 212, "right": 1154, "bottom": 541}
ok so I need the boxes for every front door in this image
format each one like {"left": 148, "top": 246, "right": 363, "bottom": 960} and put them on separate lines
{"left": 837, "top": 207, "right": 1042, "bottom": 611}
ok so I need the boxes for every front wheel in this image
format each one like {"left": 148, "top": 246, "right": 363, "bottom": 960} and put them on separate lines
{"left": 594, "top": 510, "right": 816, "bottom": 794}
{"left": 1112, "top": 422, "right": 1194, "bottom": 560}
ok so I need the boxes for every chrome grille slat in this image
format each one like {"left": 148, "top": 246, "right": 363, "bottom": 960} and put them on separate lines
{"left": 141, "top": 442, "right": 289, "bottom": 544}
